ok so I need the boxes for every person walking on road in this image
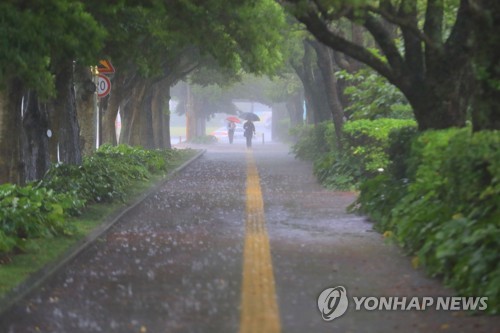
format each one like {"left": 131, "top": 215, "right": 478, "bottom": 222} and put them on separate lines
{"left": 243, "top": 120, "right": 255, "bottom": 148}
{"left": 227, "top": 121, "right": 236, "bottom": 144}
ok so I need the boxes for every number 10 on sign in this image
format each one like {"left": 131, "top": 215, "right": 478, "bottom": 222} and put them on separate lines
{"left": 97, "top": 74, "right": 111, "bottom": 98}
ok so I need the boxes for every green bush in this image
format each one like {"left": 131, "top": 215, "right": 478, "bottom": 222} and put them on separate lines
{"left": 290, "top": 122, "right": 336, "bottom": 161}
{"left": 297, "top": 119, "right": 416, "bottom": 189}
{"left": 355, "top": 128, "right": 500, "bottom": 313}
{"left": 313, "top": 152, "right": 360, "bottom": 190}
{"left": 0, "top": 184, "right": 76, "bottom": 253}
{"left": 343, "top": 118, "right": 417, "bottom": 177}
{"left": 41, "top": 144, "right": 175, "bottom": 205}
{"left": 0, "top": 145, "right": 185, "bottom": 256}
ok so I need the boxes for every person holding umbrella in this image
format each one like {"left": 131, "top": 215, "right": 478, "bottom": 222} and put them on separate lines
{"left": 243, "top": 119, "right": 256, "bottom": 148}
{"left": 226, "top": 116, "right": 240, "bottom": 144}
{"left": 227, "top": 121, "right": 236, "bottom": 143}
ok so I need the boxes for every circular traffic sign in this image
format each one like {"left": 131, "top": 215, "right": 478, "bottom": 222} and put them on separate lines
{"left": 97, "top": 74, "right": 111, "bottom": 98}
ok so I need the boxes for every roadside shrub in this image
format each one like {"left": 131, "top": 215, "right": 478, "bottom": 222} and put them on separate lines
{"left": 0, "top": 184, "right": 76, "bottom": 253}
{"left": 302, "top": 119, "right": 416, "bottom": 189}
{"left": 355, "top": 128, "right": 500, "bottom": 313}
{"left": 386, "top": 126, "right": 419, "bottom": 180}
{"left": 290, "top": 122, "right": 335, "bottom": 161}
{"left": 97, "top": 144, "right": 170, "bottom": 174}
{"left": 41, "top": 145, "right": 175, "bottom": 205}
{"left": 313, "top": 152, "right": 360, "bottom": 190}
{"left": 0, "top": 145, "right": 187, "bottom": 256}
{"left": 343, "top": 118, "right": 417, "bottom": 177}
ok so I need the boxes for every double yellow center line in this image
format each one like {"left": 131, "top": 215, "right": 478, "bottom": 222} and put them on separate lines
{"left": 239, "top": 151, "right": 281, "bottom": 333}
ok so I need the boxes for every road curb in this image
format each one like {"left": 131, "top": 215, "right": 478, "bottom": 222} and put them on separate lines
{"left": 0, "top": 149, "right": 206, "bottom": 315}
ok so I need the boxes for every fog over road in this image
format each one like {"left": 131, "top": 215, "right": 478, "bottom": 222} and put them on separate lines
{"left": 0, "top": 142, "right": 498, "bottom": 333}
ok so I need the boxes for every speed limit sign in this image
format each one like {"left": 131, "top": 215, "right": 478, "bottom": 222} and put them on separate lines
{"left": 97, "top": 74, "right": 111, "bottom": 98}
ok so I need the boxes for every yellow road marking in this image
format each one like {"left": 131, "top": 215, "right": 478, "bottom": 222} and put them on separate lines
{"left": 239, "top": 150, "right": 281, "bottom": 333}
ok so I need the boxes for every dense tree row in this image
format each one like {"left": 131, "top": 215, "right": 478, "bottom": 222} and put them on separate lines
{"left": 0, "top": 0, "right": 286, "bottom": 185}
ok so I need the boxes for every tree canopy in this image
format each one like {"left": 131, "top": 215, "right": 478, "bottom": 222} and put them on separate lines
{"left": 281, "top": 0, "right": 500, "bottom": 131}
{"left": 0, "top": 0, "right": 105, "bottom": 97}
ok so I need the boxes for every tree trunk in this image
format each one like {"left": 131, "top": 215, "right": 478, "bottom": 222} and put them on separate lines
{"left": 286, "top": 91, "right": 304, "bottom": 128}
{"left": 186, "top": 90, "right": 207, "bottom": 140}
{"left": 102, "top": 71, "right": 130, "bottom": 145}
{"left": 119, "top": 101, "right": 133, "bottom": 145}
{"left": 50, "top": 61, "right": 82, "bottom": 165}
{"left": 470, "top": 0, "right": 500, "bottom": 131}
{"left": 401, "top": 59, "right": 472, "bottom": 131}
{"left": 151, "top": 80, "right": 172, "bottom": 149}
{"left": 138, "top": 86, "right": 155, "bottom": 149}
{"left": 102, "top": 92, "right": 120, "bottom": 146}
{"left": 162, "top": 85, "right": 172, "bottom": 149}
{"left": 312, "top": 41, "right": 345, "bottom": 150}
{"left": 20, "top": 90, "right": 51, "bottom": 183}
{"left": 74, "top": 64, "right": 97, "bottom": 156}
{"left": 123, "top": 79, "right": 148, "bottom": 146}
{"left": 302, "top": 41, "right": 331, "bottom": 124}
{"left": 0, "top": 81, "right": 23, "bottom": 184}
{"left": 185, "top": 84, "right": 198, "bottom": 140}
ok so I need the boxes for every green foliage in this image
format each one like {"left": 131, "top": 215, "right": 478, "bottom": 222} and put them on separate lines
{"left": 41, "top": 144, "right": 175, "bottom": 205}
{"left": 0, "top": 1, "right": 105, "bottom": 97}
{"left": 0, "top": 184, "right": 76, "bottom": 253}
{"left": 291, "top": 119, "right": 417, "bottom": 189}
{"left": 355, "top": 128, "right": 500, "bottom": 313}
{"left": 343, "top": 118, "right": 417, "bottom": 177}
{"left": 313, "top": 152, "right": 359, "bottom": 190}
{"left": 0, "top": 145, "right": 185, "bottom": 256}
{"left": 290, "top": 122, "right": 336, "bottom": 161}
{"left": 337, "top": 69, "right": 413, "bottom": 120}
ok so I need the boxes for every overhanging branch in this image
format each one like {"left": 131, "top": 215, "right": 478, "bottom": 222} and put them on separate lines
{"left": 295, "top": 10, "right": 398, "bottom": 85}
{"left": 366, "top": 5, "right": 438, "bottom": 49}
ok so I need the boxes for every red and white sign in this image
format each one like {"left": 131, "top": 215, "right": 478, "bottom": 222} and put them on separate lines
{"left": 97, "top": 59, "right": 115, "bottom": 74}
{"left": 97, "top": 74, "right": 111, "bottom": 98}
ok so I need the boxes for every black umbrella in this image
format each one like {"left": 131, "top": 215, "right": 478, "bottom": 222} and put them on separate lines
{"left": 240, "top": 112, "right": 260, "bottom": 121}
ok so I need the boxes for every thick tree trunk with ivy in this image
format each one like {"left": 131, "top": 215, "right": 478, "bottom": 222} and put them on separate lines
{"left": 20, "top": 90, "right": 51, "bottom": 183}
{"left": 287, "top": 0, "right": 476, "bottom": 130}
{"left": 49, "top": 62, "right": 82, "bottom": 165}
{"left": 0, "top": 82, "right": 23, "bottom": 184}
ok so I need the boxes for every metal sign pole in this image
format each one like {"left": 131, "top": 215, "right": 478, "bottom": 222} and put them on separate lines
{"left": 92, "top": 66, "right": 100, "bottom": 150}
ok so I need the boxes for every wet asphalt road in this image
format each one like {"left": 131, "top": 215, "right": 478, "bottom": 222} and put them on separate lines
{"left": 0, "top": 142, "right": 499, "bottom": 333}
